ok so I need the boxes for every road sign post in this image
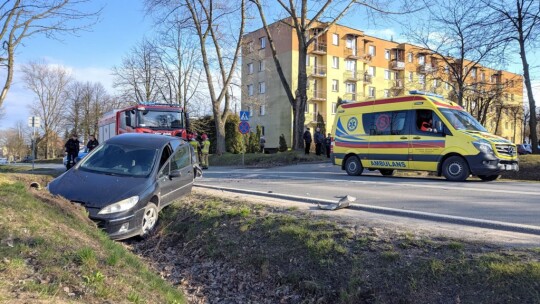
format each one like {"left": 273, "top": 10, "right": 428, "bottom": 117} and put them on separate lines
{"left": 27, "top": 116, "right": 41, "bottom": 171}
{"left": 239, "top": 111, "right": 250, "bottom": 121}
{"left": 238, "top": 121, "right": 250, "bottom": 167}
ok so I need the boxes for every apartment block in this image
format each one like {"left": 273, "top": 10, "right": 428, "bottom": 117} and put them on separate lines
{"left": 241, "top": 21, "right": 524, "bottom": 148}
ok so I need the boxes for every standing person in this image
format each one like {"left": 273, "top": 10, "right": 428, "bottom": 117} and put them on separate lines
{"left": 314, "top": 127, "right": 324, "bottom": 156}
{"left": 64, "top": 134, "right": 80, "bottom": 169}
{"left": 324, "top": 133, "right": 332, "bottom": 158}
{"left": 259, "top": 136, "right": 266, "bottom": 154}
{"left": 201, "top": 134, "right": 211, "bottom": 169}
{"left": 193, "top": 131, "right": 202, "bottom": 163}
{"left": 86, "top": 134, "right": 99, "bottom": 151}
{"left": 303, "top": 128, "right": 312, "bottom": 155}
{"left": 188, "top": 133, "right": 200, "bottom": 163}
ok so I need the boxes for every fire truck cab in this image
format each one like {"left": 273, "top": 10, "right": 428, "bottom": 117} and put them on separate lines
{"left": 99, "top": 103, "right": 187, "bottom": 142}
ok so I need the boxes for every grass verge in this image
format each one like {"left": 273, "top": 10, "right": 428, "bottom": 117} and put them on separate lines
{"left": 0, "top": 173, "right": 184, "bottom": 303}
{"left": 137, "top": 193, "right": 540, "bottom": 303}
{"left": 502, "top": 154, "right": 540, "bottom": 181}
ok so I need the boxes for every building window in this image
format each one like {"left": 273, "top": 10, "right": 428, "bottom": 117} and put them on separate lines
{"left": 247, "top": 84, "right": 253, "bottom": 96}
{"left": 418, "top": 74, "right": 425, "bottom": 84}
{"left": 384, "top": 70, "right": 391, "bottom": 80}
{"left": 408, "top": 72, "right": 413, "bottom": 82}
{"left": 332, "top": 33, "right": 339, "bottom": 46}
{"left": 259, "top": 60, "right": 265, "bottom": 72}
{"left": 346, "top": 82, "right": 356, "bottom": 93}
{"left": 332, "top": 102, "right": 337, "bottom": 114}
{"left": 313, "top": 103, "right": 318, "bottom": 116}
{"left": 369, "top": 66, "right": 376, "bottom": 76}
{"left": 418, "top": 55, "right": 425, "bottom": 65}
{"left": 260, "top": 105, "right": 266, "bottom": 116}
{"left": 445, "top": 82, "right": 450, "bottom": 90}
{"left": 247, "top": 63, "right": 253, "bottom": 74}
{"left": 408, "top": 52, "right": 413, "bottom": 63}
{"left": 346, "top": 37, "right": 353, "bottom": 49}
{"left": 384, "top": 49, "right": 390, "bottom": 60}
{"left": 432, "top": 79, "right": 438, "bottom": 88}
{"left": 332, "top": 79, "right": 339, "bottom": 92}
{"left": 258, "top": 82, "right": 266, "bottom": 94}
{"left": 471, "top": 68, "right": 477, "bottom": 78}
{"left": 369, "top": 86, "right": 376, "bottom": 97}
{"left": 246, "top": 41, "right": 254, "bottom": 53}
{"left": 368, "top": 45, "right": 376, "bottom": 56}
{"left": 345, "top": 59, "right": 356, "bottom": 71}
{"left": 248, "top": 106, "right": 253, "bottom": 117}
{"left": 445, "top": 65, "right": 450, "bottom": 74}
{"left": 259, "top": 37, "right": 266, "bottom": 49}
{"left": 481, "top": 72, "right": 485, "bottom": 81}
{"left": 306, "top": 55, "right": 310, "bottom": 66}
{"left": 332, "top": 56, "right": 339, "bottom": 68}
{"left": 383, "top": 89, "right": 390, "bottom": 97}
{"left": 305, "top": 103, "right": 309, "bottom": 113}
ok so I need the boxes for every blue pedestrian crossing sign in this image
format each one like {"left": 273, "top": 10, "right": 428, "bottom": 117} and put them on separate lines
{"left": 240, "top": 111, "right": 250, "bottom": 121}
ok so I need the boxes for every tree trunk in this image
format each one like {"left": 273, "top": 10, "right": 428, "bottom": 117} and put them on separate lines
{"left": 519, "top": 40, "right": 538, "bottom": 151}
{"left": 0, "top": 45, "right": 15, "bottom": 107}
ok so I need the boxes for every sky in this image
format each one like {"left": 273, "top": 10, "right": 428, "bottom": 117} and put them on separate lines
{"left": 0, "top": 0, "right": 539, "bottom": 130}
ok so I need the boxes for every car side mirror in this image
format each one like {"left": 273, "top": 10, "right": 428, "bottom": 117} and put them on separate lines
{"left": 169, "top": 170, "right": 182, "bottom": 178}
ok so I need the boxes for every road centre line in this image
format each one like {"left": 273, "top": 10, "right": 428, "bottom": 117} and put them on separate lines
{"left": 199, "top": 174, "right": 540, "bottom": 196}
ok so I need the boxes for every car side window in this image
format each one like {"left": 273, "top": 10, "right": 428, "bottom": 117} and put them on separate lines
{"left": 415, "top": 109, "right": 445, "bottom": 136}
{"left": 367, "top": 111, "right": 408, "bottom": 135}
{"left": 171, "top": 146, "right": 191, "bottom": 171}
{"left": 159, "top": 161, "right": 170, "bottom": 177}
{"left": 159, "top": 145, "right": 173, "bottom": 169}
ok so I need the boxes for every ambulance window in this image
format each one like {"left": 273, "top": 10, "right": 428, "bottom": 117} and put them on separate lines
{"left": 368, "top": 111, "right": 407, "bottom": 135}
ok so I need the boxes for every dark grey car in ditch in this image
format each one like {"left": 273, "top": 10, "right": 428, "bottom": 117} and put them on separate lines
{"left": 48, "top": 133, "right": 201, "bottom": 240}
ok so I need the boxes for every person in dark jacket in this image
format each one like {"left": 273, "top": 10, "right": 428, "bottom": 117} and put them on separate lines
{"left": 324, "top": 133, "right": 332, "bottom": 158}
{"left": 65, "top": 134, "right": 80, "bottom": 169}
{"left": 303, "top": 128, "right": 312, "bottom": 155}
{"left": 314, "top": 127, "right": 324, "bottom": 156}
{"left": 86, "top": 134, "right": 99, "bottom": 151}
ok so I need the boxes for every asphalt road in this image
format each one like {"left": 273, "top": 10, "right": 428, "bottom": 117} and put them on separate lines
{"left": 197, "top": 163, "right": 540, "bottom": 227}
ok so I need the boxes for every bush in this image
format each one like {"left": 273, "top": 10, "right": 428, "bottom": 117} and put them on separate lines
{"left": 225, "top": 115, "right": 244, "bottom": 154}
{"left": 279, "top": 134, "right": 288, "bottom": 152}
{"left": 247, "top": 132, "right": 259, "bottom": 153}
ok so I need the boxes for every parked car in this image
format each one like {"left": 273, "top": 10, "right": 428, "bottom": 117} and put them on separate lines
{"left": 0, "top": 158, "right": 8, "bottom": 164}
{"left": 48, "top": 133, "right": 202, "bottom": 240}
{"left": 517, "top": 144, "right": 532, "bottom": 155}
{"left": 22, "top": 155, "right": 34, "bottom": 163}
{"left": 63, "top": 148, "right": 89, "bottom": 169}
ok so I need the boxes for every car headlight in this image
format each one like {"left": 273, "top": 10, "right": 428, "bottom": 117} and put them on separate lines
{"left": 98, "top": 196, "right": 139, "bottom": 215}
{"left": 473, "top": 141, "right": 493, "bottom": 154}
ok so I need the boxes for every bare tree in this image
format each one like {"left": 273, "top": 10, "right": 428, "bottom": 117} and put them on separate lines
{"left": 485, "top": 0, "right": 540, "bottom": 153}
{"left": 112, "top": 38, "right": 163, "bottom": 104}
{"left": 251, "top": 0, "right": 413, "bottom": 150}
{"left": 0, "top": 0, "right": 100, "bottom": 109}
{"left": 22, "top": 61, "right": 71, "bottom": 159}
{"left": 0, "top": 121, "right": 29, "bottom": 160}
{"left": 405, "top": 0, "right": 507, "bottom": 107}
{"left": 146, "top": 0, "right": 246, "bottom": 154}
{"left": 155, "top": 17, "right": 204, "bottom": 112}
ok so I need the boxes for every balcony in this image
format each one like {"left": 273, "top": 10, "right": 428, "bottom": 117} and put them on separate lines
{"left": 418, "top": 64, "right": 437, "bottom": 74}
{"left": 362, "top": 54, "right": 373, "bottom": 63}
{"left": 308, "top": 89, "right": 326, "bottom": 101}
{"left": 344, "top": 48, "right": 361, "bottom": 59}
{"left": 363, "top": 74, "right": 373, "bottom": 84}
{"left": 392, "top": 79, "right": 404, "bottom": 89}
{"left": 309, "top": 65, "right": 327, "bottom": 78}
{"left": 308, "top": 42, "right": 327, "bottom": 55}
{"left": 343, "top": 70, "right": 363, "bottom": 81}
{"left": 391, "top": 60, "right": 405, "bottom": 70}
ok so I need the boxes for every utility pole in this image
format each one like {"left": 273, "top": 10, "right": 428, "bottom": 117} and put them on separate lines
{"left": 27, "top": 116, "right": 40, "bottom": 171}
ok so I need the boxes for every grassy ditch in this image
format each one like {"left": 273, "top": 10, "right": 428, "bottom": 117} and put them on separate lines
{"left": 0, "top": 173, "right": 185, "bottom": 304}
{"left": 502, "top": 154, "right": 540, "bottom": 181}
{"left": 209, "top": 150, "right": 328, "bottom": 167}
{"left": 136, "top": 194, "right": 540, "bottom": 303}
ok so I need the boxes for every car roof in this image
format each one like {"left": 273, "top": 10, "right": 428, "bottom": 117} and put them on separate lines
{"left": 106, "top": 133, "right": 184, "bottom": 149}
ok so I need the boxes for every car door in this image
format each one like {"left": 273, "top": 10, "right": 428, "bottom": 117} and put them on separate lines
{"left": 367, "top": 110, "right": 410, "bottom": 170}
{"left": 409, "top": 109, "right": 446, "bottom": 171}
{"left": 157, "top": 145, "right": 180, "bottom": 206}
{"left": 168, "top": 145, "right": 194, "bottom": 200}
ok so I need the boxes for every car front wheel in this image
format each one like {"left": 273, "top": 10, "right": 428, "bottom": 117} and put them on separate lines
{"left": 442, "top": 156, "right": 470, "bottom": 182}
{"left": 345, "top": 156, "right": 363, "bottom": 176}
{"left": 141, "top": 203, "right": 159, "bottom": 237}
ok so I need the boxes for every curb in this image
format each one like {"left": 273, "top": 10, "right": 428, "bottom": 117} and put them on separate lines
{"left": 194, "top": 184, "right": 540, "bottom": 236}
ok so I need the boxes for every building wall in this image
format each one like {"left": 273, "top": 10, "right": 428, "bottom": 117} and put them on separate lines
{"left": 241, "top": 21, "right": 525, "bottom": 148}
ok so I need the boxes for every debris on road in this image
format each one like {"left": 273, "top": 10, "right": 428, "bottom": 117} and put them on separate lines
{"left": 317, "top": 195, "right": 356, "bottom": 210}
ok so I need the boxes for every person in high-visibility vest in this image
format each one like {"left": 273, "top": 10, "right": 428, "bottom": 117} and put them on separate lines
{"left": 201, "top": 134, "right": 210, "bottom": 169}
{"left": 188, "top": 133, "right": 200, "bottom": 163}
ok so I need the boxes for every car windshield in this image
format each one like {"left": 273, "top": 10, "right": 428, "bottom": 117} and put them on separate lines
{"left": 137, "top": 110, "right": 184, "bottom": 129}
{"left": 439, "top": 108, "right": 487, "bottom": 132}
{"left": 78, "top": 143, "right": 157, "bottom": 177}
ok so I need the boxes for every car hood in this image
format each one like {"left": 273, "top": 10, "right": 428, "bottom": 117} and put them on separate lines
{"left": 48, "top": 168, "right": 152, "bottom": 208}
{"left": 458, "top": 130, "right": 514, "bottom": 145}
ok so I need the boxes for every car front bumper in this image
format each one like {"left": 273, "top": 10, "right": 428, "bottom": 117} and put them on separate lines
{"left": 87, "top": 207, "right": 146, "bottom": 240}
{"left": 466, "top": 153, "right": 519, "bottom": 176}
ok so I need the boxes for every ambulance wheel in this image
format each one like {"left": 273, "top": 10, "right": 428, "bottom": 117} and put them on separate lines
{"left": 379, "top": 169, "right": 394, "bottom": 176}
{"left": 345, "top": 156, "right": 363, "bottom": 176}
{"left": 478, "top": 175, "right": 499, "bottom": 182}
{"left": 442, "top": 156, "right": 470, "bottom": 181}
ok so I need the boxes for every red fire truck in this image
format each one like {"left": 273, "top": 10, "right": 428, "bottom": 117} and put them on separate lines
{"left": 98, "top": 103, "right": 188, "bottom": 142}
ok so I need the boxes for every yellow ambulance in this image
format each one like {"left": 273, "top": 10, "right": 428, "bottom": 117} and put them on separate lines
{"left": 331, "top": 91, "right": 518, "bottom": 181}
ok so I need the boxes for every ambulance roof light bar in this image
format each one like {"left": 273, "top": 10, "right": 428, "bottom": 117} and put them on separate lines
{"left": 409, "top": 90, "right": 444, "bottom": 99}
